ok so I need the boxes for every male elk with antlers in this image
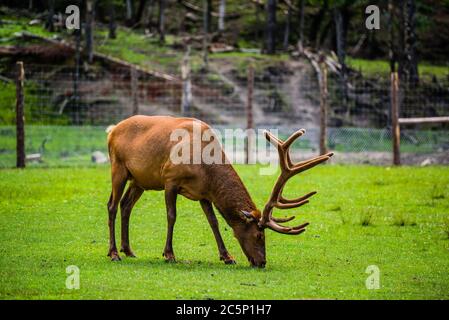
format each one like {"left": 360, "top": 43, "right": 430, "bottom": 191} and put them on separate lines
{"left": 107, "top": 116, "right": 333, "bottom": 267}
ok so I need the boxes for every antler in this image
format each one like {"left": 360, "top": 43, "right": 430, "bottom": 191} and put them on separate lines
{"left": 259, "top": 129, "right": 333, "bottom": 235}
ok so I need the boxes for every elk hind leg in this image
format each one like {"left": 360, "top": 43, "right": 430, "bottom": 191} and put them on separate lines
{"left": 120, "top": 182, "right": 144, "bottom": 257}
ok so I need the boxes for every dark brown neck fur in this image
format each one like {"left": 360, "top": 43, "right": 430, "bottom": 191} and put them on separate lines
{"left": 206, "top": 164, "right": 257, "bottom": 226}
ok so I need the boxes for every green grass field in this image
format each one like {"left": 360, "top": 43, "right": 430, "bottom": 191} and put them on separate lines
{"left": 0, "top": 165, "right": 448, "bottom": 299}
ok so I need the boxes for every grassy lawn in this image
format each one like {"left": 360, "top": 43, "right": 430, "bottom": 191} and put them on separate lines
{"left": 347, "top": 58, "right": 449, "bottom": 78}
{"left": 0, "top": 165, "right": 448, "bottom": 299}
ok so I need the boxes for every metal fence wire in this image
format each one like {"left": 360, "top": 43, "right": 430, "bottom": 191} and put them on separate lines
{"left": 0, "top": 63, "right": 448, "bottom": 167}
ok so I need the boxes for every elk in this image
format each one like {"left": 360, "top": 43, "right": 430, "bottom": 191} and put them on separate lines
{"left": 107, "top": 115, "right": 333, "bottom": 267}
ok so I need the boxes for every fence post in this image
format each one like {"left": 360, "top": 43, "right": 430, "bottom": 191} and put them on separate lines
{"left": 245, "top": 64, "right": 254, "bottom": 164}
{"left": 131, "top": 67, "right": 139, "bottom": 115}
{"left": 391, "top": 72, "right": 401, "bottom": 165}
{"left": 16, "top": 61, "right": 25, "bottom": 168}
{"left": 319, "top": 57, "right": 328, "bottom": 156}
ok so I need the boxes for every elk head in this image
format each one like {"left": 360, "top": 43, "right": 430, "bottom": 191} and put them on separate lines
{"left": 235, "top": 129, "right": 333, "bottom": 267}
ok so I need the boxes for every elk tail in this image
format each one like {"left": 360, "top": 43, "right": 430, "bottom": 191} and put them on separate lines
{"left": 105, "top": 124, "right": 116, "bottom": 135}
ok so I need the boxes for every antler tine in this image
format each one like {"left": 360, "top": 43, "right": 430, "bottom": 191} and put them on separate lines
{"left": 265, "top": 221, "right": 309, "bottom": 235}
{"left": 265, "top": 129, "right": 306, "bottom": 172}
{"left": 279, "top": 191, "right": 317, "bottom": 204}
{"left": 291, "top": 153, "right": 334, "bottom": 175}
{"left": 293, "top": 152, "right": 334, "bottom": 169}
{"left": 260, "top": 129, "right": 333, "bottom": 235}
{"left": 271, "top": 216, "right": 296, "bottom": 223}
{"left": 283, "top": 129, "right": 306, "bottom": 151}
{"left": 264, "top": 130, "right": 283, "bottom": 149}
{"left": 275, "top": 199, "right": 309, "bottom": 209}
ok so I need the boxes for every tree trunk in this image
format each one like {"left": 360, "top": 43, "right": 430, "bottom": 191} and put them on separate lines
{"left": 206, "top": 0, "right": 213, "bottom": 33}
{"left": 159, "top": 0, "right": 166, "bottom": 43}
{"left": 218, "top": 0, "right": 226, "bottom": 31}
{"left": 142, "top": 0, "right": 154, "bottom": 29}
{"left": 46, "top": 0, "right": 55, "bottom": 32}
{"left": 125, "top": 0, "right": 133, "bottom": 25}
{"left": 266, "top": 0, "right": 277, "bottom": 54}
{"left": 254, "top": 2, "right": 262, "bottom": 43}
{"left": 73, "top": 29, "right": 81, "bottom": 124}
{"left": 283, "top": 7, "right": 291, "bottom": 51}
{"left": 333, "top": 7, "right": 349, "bottom": 121}
{"left": 402, "top": 0, "right": 419, "bottom": 83}
{"left": 108, "top": 1, "right": 117, "bottom": 39}
{"left": 297, "top": 0, "right": 305, "bottom": 53}
{"left": 309, "top": 0, "right": 328, "bottom": 48}
{"left": 203, "top": 0, "right": 210, "bottom": 70}
{"left": 85, "top": 0, "right": 95, "bottom": 64}
{"left": 135, "top": 0, "right": 148, "bottom": 25}
{"left": 388, "top": 0, "right": 396, "bottom": 72}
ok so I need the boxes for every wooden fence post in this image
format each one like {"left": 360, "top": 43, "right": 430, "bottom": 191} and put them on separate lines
{"left": 131, "top": 67, "right": 139, "bottom": 115}
{"left": 319, "top": 58, "right": 328, "bottom": 156}
{"left": 16, "top": 61, "right": 25, "bottom": 168}
{"left": 245, "top": 64, "right": 254, "bottom": 164}
{"left": 391, "top": 72, "right": 401, "bottom": 165}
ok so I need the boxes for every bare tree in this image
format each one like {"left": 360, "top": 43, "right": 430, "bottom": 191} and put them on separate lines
{"left": 309, "top": 0, "right": 328, "bottom": 48}
{"left": 206, "top": 0, "right": 213, "bottom": 33}
{"left": 203, "top": 0, "right": 210, "bottom": 70}
{"left": 266, "top": 0, "right": 277, "bottom": 54}
{"left": 85, "top": 0, "right": 95, "bottom": 64}
{"left": 125, "top": 0, "right": 133, "bottom": 25}
{"left": 108, "top": 1, "right": 117, "bottom": 39}
{"left": 218, "top": 0, "right": 226, "bottom": 31}
{"left": 388, "top": 0, "right": 396, "bottom": 72}
{"left": 283, "top": 7, "right": 291, "bottom": 50}
{"left": 135, "top": 0, "right": 148, "bottom": 25}
{"left": 159, "top": 0, "right": 166, "bottom": 42}
{"left": 297, "top": 0, "right": 305, "bottom": 53}
{"left": 402, "top": 0, "right": 419, "bottom": 83}
{"left": 45, "top": 0, "right": 55, "bottom": 32}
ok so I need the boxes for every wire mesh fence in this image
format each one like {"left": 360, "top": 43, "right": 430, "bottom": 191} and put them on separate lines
{"left": 0, "top": 62, "right": 448, "bottom": 168}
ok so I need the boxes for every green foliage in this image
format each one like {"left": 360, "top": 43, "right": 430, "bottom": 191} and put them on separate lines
{"left": 0, "top": 81, "right": 48, "bottom": 125}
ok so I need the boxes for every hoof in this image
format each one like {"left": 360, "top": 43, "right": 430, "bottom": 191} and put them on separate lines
{"left": 108, "top": 250, "right": 121, "bottom": 261}
{"left": 110, "top": 253, "right": 121, "bottom": 261}
{"left": 163, "top": 252, "right": 176, "bottom": 263}
{"left": 221, "top": 254, "right": 236, "bottom": 265}
{"left": 121, "top": 248, "right": 137, "bottom": 258}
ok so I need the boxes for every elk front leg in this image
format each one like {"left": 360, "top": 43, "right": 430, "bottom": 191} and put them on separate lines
{"left": 163, "top": 185, "right": 178, "bottom": 262}
{"left": 200, "top": 200, "right": 236, "bottom": 265}
{"left": 120, "top": 182, "right": 144, "bottom": 257}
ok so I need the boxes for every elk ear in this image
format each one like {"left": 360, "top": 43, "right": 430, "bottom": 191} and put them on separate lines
{"left": 240, "top": 210, "right": 256, "bottom": 222}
